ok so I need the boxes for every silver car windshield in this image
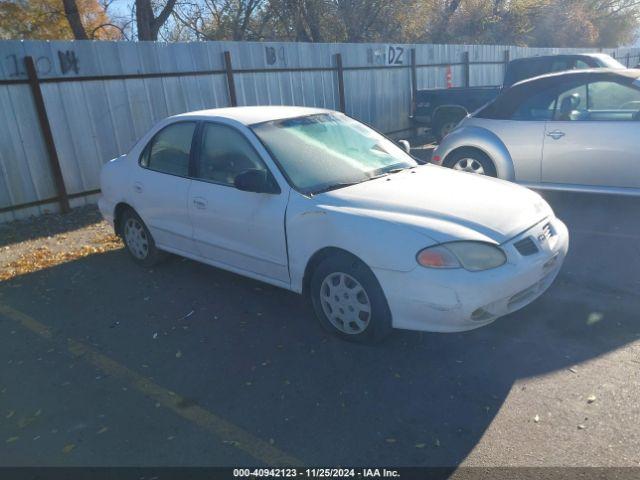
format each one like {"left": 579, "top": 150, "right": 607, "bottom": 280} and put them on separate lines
{"left": 252, "top": 113, "right": 417, "bottom": 194}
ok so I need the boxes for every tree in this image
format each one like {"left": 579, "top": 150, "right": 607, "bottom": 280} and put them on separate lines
{"left": 135, "top": 0, "right": 178, "bottom": 40}
{"left": 62, "top": 0, "right": 89, "bottom": 39}
{"left": 0, "top": 0, "right": 121, "bottom": 40}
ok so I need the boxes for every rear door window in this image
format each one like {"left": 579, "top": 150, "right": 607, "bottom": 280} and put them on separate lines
{"left": 141, "top": 122, "right": 196, "bottom": 177}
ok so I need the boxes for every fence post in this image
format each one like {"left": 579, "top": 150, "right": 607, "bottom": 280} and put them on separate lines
{"left": 504, "top": 49, "right": 510, "bottom": 67}
{"left": 334, "top": 53, "right": 346, "bottom": 113}
{"left": 462, "top": 51, "right": 470, "bottom": 88}
{"left": 626, "top": 53, "right": 630, "bottom": 67}
{"left": 24, "top": 56, "right": 70, "bottom": 214}
{"left": 223, "top": 51, "right": 237, "bottom": 107}
{"left": 410, "top": 48, "right": 417, "bottom": 118}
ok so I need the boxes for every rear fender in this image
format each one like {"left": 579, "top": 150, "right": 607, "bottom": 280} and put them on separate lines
{"left": 435, "top": 126, "right": 515, "bottom": 181}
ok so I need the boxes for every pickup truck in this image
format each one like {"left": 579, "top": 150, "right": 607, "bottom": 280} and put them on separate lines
{"left": 413, "top": 53, "right": 626, "bottom": 140}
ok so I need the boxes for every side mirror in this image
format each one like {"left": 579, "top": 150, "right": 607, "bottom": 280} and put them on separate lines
{"left": 234, "top": 169, "right": 279, "bottom": 194}
{"left": 398, "top": 139, "right": 411, "bottom": 154}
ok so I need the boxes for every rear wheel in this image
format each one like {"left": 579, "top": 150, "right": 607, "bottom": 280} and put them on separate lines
{"left": 433, "top": 111, "right": 466, "bottom": 141}
{"left": 310, "top": 253, "right": 392, "bottom": 344}
{"left": 120, "top": 209, "right": 165, "bottom": 267}
{"left": 444, "top": 148, "right": 497, "bottom": 177}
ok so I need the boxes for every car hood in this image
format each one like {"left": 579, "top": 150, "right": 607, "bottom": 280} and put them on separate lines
{"left": 318, "top": 164, "right": 551, "bottom": 244}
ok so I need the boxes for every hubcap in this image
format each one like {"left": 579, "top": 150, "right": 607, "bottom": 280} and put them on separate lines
{"left": 319, "top": 272, "right": 371, "bottom": 335}
{"left": 124, "top": 217, "right": 149, "bottom": 260}
{"left": 453, "top": 158, "right": 485, "bottom": 175}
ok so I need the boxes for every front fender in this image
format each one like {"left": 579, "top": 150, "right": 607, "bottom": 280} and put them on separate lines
{"left": 434, "top": 125, "right": 515, "bottom": 181}
{"left": 285, "top": 198, "right": 437, "bottom": 293}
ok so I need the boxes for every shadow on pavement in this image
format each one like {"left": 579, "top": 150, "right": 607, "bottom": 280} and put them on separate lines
{"left": 0, "top": 191, "right": 638, "bottom": 466}
{"left": 0, "top": 205, "right": 103, "bottom": 248}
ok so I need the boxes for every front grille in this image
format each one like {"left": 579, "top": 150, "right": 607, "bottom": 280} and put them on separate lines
{"left": 514, "top": 237, "right": 539, "bottom": 256}
{"left": 541, "top": 222, "right": 556, "bottom": 240}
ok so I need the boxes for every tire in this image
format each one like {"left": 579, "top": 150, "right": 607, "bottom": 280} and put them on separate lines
{"left": 120, "top": 209, "right": 165, "bottom": 267}
{"left": 443, "top": 148, "right": 497, "bottom": 177}
{"left": 433, "top": 111, "right": 466, "bottom": 141}
{"left": 309, "top": 252, "right": 392, "bottom": 344}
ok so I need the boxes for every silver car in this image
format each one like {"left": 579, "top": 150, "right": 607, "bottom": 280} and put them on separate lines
{"left": 432, "top": 69, "right": 640, "bottom": 196}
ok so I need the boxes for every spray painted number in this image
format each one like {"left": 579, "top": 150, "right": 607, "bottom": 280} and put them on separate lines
{"left": 387, "top": 46, "right": 405, "bottom": 65}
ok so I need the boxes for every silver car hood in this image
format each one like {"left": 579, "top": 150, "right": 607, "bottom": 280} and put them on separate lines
{"left": 319, "top": 164, "right": 551, "bottom": 244}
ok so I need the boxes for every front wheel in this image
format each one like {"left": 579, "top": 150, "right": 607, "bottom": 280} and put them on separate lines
{"left": 443, "top": 149, "right": 497, "bottom": 177}
{"left": 310, "top": 253, "right": 392, "bottom": 344}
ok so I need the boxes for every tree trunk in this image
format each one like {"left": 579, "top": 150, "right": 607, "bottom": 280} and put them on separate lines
{"left": 136, "top": 0, "right": 177, "bottom": 41}
{"left": 62, "top": 0, "right": 89, "bottom": 40}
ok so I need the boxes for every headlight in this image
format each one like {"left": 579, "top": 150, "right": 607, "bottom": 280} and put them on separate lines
{"left": 417, "top": 241, "right": 506, "bottom": 272}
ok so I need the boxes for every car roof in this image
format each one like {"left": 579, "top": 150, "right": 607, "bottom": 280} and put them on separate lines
{"left": 509, "top": 52, "right": 611, "bottom": 63}
{"left": 173, "top": 105, "right": 331, "bottom": 125}
{"left": 476, "top": 68, "right": 640, "bottom": 120}
{"left": 511, "top": 68, "right": 640, "bottom": 88}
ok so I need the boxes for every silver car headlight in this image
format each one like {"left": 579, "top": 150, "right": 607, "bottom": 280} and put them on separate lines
{"left": 417, "top": 241, "right": 507, "bottom": 272}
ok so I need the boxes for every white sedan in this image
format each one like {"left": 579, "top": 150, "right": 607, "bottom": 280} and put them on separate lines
{"left": 99, "top": 106, "right": 569, "bottom": 343}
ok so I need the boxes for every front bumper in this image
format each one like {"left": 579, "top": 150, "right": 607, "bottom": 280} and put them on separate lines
{"left": 374, "top": 216, "right": 569, "bottom": 333}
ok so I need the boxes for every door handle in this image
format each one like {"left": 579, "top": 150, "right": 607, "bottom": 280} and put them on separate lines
{"left": 192, "top": 197, "right": 207, "bottom": 210}
{"left": 546, "top": 130, "right": 565, "bottom": 140}
{"left": 133, "top": 182, "right": 143, "bottom": 193}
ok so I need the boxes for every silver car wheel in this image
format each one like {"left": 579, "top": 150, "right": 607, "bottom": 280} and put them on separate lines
{"left": 124, "top": 217, "right": 149, "bottom": 260}
{"left": 319, "top": 272, "right": 371, "bottom": 335}
{"left": 453, "top": 158, "right": 485, "bottom": 175}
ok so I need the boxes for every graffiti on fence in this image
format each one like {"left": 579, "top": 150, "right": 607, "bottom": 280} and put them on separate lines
{"left": 4, "top": 50, "right": 79, "bottom": 77}
{"left": 265, "top": 46, "right": 287, "bottom": 66}
{"left": 367, "top": 46, "right": 406, "bottom": 66}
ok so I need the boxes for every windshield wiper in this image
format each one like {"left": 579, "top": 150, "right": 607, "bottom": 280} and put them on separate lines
{"left": 308, "top": 181, "right": 362, "bottom": 196}
{"left": 309, "top": 166, "right": 414, "bottom": 196}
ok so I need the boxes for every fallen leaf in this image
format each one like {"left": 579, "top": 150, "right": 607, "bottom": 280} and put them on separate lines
{"left": 175, "top": 350, "right": 182, "bottom": 359}
{"left": 62, "top": 443, "right": 75, "bottom": 454}
{"left": 434, "top": 439, "right": 441, "bottom": 447}
{"left": 415, "top": 443, "right": 426, "bottom": 448}
{"left": 97, "top": 427, "right": 109, "bottom": 435}
{"left": 577, "top": 424, "right": 586, "bottom": 430}
{"left": 587, "top": 395, "right": 596, "bottom": 404}
{"left": 534, "top": 414, "right": 540, "bottom": 423}
{"left": 6, "top": 436, "right": 18, "bottom": 444}
{"left": 385, "top": 438, "right": 396, "bottom": 443}
{"left": 6, "top": 411, "right": 15, "bottom": 419}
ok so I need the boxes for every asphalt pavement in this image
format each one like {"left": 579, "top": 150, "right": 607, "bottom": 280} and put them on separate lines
{"left": 0, "top": 190, "right": 639, "bottom": 467}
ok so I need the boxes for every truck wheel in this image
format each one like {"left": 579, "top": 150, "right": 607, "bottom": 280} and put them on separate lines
{"left": 434, "top": 111, "right": 466, "bottom": 141}
{"left": 444, "top": 148, "right": 497, "bottom": 177}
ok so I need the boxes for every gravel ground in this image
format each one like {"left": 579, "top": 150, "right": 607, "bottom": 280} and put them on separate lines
{"left": 0, "top": 206, "right": 120, "bottom": 281}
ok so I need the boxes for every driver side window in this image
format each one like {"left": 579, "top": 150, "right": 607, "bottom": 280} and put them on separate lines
{"left": 196, "top": 123, "right": 268, "bottom": 186}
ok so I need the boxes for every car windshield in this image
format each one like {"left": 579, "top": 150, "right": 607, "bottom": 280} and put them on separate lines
{"left": 251, "top": 113, "right": 417, "bottom": 194}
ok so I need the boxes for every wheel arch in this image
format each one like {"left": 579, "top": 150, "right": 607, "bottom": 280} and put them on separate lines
{"left": 113, "top": 202, "right": 137, "bottom": 236}
{"left": 301, "top": 246, "right": 368, "bottom": 297}
{"left": 437, "top": 126, "right": 516, "bottom": 181}
{"left": 433, "top": 105, "right": 469, "bottom": 122}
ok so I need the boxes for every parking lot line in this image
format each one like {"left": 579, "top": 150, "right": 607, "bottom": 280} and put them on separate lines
{"left": 0, "top": 304, "right": 302, "bottom": 467}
